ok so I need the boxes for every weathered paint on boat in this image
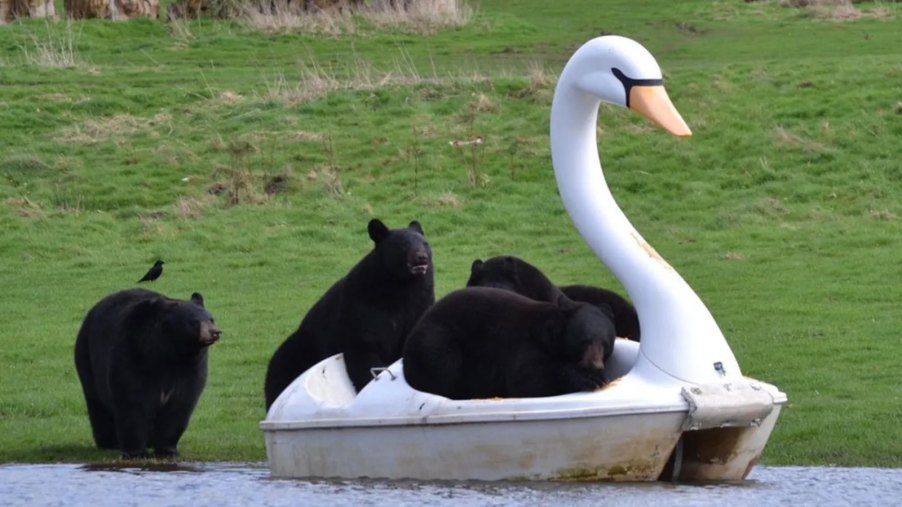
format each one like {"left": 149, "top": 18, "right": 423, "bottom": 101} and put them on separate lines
{"left": 261, "top": 342, "right": 785, "bottom": 481}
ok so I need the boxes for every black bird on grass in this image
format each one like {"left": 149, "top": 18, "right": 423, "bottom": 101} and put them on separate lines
{"left": 137, "top": 260, "right": 164, "bottom": 283}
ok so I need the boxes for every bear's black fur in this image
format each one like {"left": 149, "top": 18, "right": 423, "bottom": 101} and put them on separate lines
{"left": 467, "top": 255, "right": 640, "bottom": 341}
{"left": 264, "top": 218, "right": 434, "bottom": 408}
{"left": 402, "top": 287, "right": 615, "bottom": 400}
{"left": 560, "top": 284, "right": 640, "bottom": 342}
{"left": 466, "top": 255, "right": 563, "bottom": 302}
{"left": 74, "top": 289, "right": 220, "bottom": 459}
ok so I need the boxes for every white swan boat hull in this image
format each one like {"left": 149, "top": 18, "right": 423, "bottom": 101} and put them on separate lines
{"left": 261, "top": 342, "right": 786, "bottom": 482}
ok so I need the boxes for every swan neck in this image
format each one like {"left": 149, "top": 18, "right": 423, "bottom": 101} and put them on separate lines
{"left": 550, "top": 77, "right": 742, "bottom": 384}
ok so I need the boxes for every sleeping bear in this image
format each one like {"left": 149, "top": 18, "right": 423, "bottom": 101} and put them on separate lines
{"left": 74, "top": 289, "right": 220, "bottom": 459}
{"left": 264, "top": 218, "right": 434, "bottom": 408}
{"left": 402, "top": 287, "right": 615, "bottom": 400}
{"left": 467, "top": 255, "right": 640, "bottom": 341}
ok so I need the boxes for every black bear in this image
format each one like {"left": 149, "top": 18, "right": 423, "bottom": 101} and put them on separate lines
{"left": 402, "top": 287, "right": 615, "bottom": 400}
{"left": 467, "top": 255, "right": 640, "bottom": 341}
{"left": 560, "top": 284, "right": 640, "bottom": 342}
{"left": 74, "top": 289, "right": 220, "bottom": 459}
{"left": 264, "top": 218, "right": 434, "bottom": 408}
{"left": 466, "top": 255, "right": 563, "bottom": 302}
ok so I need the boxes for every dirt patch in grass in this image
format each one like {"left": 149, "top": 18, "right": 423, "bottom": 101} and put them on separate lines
{"left": 264, "top": 174, "right": 291, "bottom": 195}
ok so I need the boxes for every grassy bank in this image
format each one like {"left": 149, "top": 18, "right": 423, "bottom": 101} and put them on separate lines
{"left": 1, "top": 0, "right": 900, "bottom": 467}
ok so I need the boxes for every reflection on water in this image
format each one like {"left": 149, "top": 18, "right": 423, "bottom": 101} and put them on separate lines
{"left": 1, "top": 463, "right": 900, "bottom": 506}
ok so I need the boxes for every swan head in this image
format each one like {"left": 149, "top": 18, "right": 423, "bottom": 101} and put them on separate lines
{"left": 561, "top": 35, "right": 691, "bottom": 137}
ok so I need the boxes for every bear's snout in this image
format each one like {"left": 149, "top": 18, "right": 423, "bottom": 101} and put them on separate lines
{"left": 200, "top": 324, "right": 221, "bottom": 346}
{"left": 408, "top": 252, "right": 431, "bottom": 275}
{"left": 579, "top": 343, "right": 606, "bottom": 370}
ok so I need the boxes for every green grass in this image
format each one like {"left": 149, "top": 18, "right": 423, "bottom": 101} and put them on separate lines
{"left": 1, "top": 0, "right": 900, "bottom": 467}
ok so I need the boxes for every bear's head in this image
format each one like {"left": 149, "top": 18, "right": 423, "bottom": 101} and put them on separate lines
{"left": 157, "top": 292, "right": 221, "bottom": 354}
{"left": 539, "top": 296, "right": 615, "bottom": 373}
{"left": 367, "top": 218, "right": 433, "bottom": 281}
{"left": 467, "top": 255, "right": 563, "bottom": 302}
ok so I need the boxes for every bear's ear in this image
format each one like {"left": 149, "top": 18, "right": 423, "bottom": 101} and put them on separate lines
{"left": 470, "top": 259, "right": 484, "bottom": 274}
{"left": 368, "top": 218, "right": 390, "bottom": 244}
{"left": 408, "top": 220, "right": 425, "bottom": 235}
{"left": 190, "top": 292, "right": 205, "bottom": 308}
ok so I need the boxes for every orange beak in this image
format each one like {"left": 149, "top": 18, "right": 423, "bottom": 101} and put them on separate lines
{"left": 629, "top": 86, "right": 692, "bottom": 138}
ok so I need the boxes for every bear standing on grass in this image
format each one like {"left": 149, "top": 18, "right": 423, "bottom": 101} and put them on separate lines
{"left": 402, "top": 287, "right": 615, "bottom": 400}
{"left": 468, "top": 255, "right": 641, "bottom": 341}
{"left": 74, "top": 289, "right": 221, "bottom": 459}
{"left": 264, "top": 218, "right": 434, "bottom": 408}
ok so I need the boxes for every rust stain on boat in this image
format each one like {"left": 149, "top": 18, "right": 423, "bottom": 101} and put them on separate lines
{"left": 554, "top": 458, "right": 661, "bottom": 482}
{"left": 631, "top": 231, "right": 673, "bottom": 270}
{"left": 677, "top": 426, "right": 758, "bottom": 481}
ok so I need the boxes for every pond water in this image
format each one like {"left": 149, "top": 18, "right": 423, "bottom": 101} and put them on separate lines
{"left": 1, "top": 463, "right": 899, "bottom": 506}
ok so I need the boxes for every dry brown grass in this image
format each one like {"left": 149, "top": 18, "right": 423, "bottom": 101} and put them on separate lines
{"left": 3, "top": 197, "right": 45, "bottom": 219}
{"left": 166, "top": 16, "right": 195, "bottom": 47}
{"left": 306, "top": 167, "right": 345, "bottom": 198}
{"left": 435, "top": 191, "right": 462, "bottom": 207}
{"left": 219, "top": 91, "right": 244, "bottom": 104}
{"left": 292, "top": 130, "right": 327, "bottom": 142}
{"left": 263, "top": 67, "right": 342, "bottom": 106}
{"left": 55, "top": 113, "right": 172, "bottom": 145}
{"left": 20, "top": 21, "right": 84, "bottom": 68}
{"left": 261, "top": 50, "right": 487, "bottom": 106}
{"left": 363, "top": 0, "right": 474, "bottom": 35}
{"left": 527, "top": 62, "right": 553, "bottom": 92}
{"left": 754, "top": 196, "right": 789, "bottom": 216}
{"left": 38, "top": 93, "right": 90, "bottom": 103}
{"left": 242, "top": 1, "right": 356, "bottom": 35}
{"left": 773, "top": 126, "right": 831, "bottom": 153}
{"left": 175, "top": 194, "right": 217, "bottom": 219}
{"left": 210, "top": 165, "right": 272, "bottom": 206}
{"left": 779, "top": 0, "right": 896, "bottom": 21}
{"left": 867, "top": 208, "right": 897, "bottom": 221}
{"left": 241, "top": 0, "right": 472, "bottom": 35}
{"left": 471, "top": 93, "right": 496, "bottom": 113}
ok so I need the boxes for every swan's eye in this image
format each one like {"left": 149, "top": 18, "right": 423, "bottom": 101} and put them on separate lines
{"left": 612, "top": 67, "right": 664, "bottom": 107}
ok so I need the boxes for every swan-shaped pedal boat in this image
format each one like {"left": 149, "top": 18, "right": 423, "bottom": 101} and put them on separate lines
{"left": 261, "top": 35, "right": 787, "bottom": 482}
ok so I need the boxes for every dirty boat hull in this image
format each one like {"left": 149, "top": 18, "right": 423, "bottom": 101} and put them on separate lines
{"left": 261, "top": 346, "right": 785, "bottom": 482}
{"left": 265, "top": 410, "right": 685, "bottom": 481}
{"left": 264, "top": 410, "right": 784, "bottom": 481}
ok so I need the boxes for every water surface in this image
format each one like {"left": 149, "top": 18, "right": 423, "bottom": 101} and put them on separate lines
{"left": 1, "top": 463, "right": 899, "bottom": 506}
